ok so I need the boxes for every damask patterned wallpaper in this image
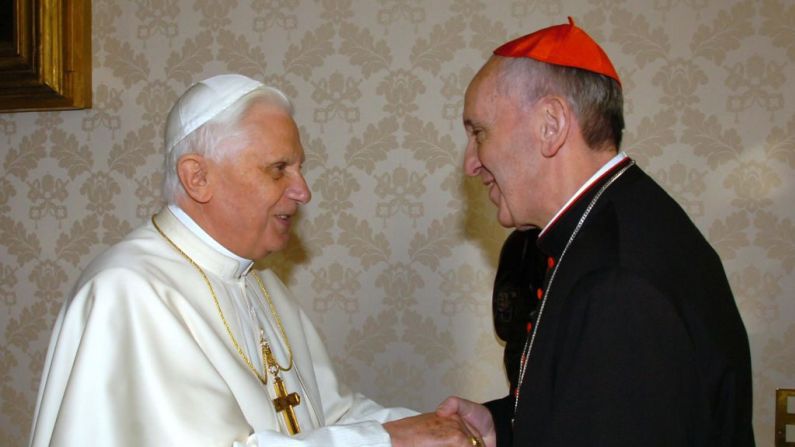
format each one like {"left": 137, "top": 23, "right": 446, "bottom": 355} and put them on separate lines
{"left": 1, "top": 0, "right": 793, "bottom": 444}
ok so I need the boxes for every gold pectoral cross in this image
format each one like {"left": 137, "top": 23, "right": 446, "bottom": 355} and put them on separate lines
{"left": 272, "top": 376, "right": 301, "bottom": 435}
{"left": 261, "top": 336, "right": 301, "bottom": 435}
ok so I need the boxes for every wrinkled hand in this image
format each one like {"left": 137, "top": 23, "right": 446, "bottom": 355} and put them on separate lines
{"left": 437, "top": 396, "right": 495, "bottom": 447}
{"left": 384, "top": 412, "right": 482, "bottom": 447}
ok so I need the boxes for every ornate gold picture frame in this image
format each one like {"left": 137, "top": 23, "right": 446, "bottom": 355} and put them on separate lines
{"left": 777, "top": 388, "right": 795, "bottom": 446}
{"left": 0, "top": 0, "right": 91, "bottom": 112}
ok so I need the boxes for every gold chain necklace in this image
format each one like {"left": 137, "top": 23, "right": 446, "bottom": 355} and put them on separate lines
{"left": 151, "top": 215, "right": 294, "bottom": 384}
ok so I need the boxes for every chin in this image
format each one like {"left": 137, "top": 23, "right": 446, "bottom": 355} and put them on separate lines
{"left": 496, "top": 210, "right": 516, "bottom": 228}
{"left": 262, "top": 238, "right": 290, "bottom": 256}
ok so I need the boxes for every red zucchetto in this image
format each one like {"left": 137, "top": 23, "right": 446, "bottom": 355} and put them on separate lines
{"left": 493, "top": 17, "right": 621, "bottom": 86}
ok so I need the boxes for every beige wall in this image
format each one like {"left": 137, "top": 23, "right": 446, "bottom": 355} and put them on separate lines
{"left": 1, "top": 0, "right": 793, "bottom": 444}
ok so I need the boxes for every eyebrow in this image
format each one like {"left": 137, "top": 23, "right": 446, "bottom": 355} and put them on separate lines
{"left": 464, "top": 117, "right": 487, "bottom": 131}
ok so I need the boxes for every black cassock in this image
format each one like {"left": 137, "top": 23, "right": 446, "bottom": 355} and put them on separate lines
{"left": 486, "top": 159, "right": 755, "bottom": 447}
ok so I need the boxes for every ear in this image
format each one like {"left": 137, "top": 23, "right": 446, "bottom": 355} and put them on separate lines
{"left": 536, "top": 96, "right": 570, "bottom": 158}
{"left": 176, "top": 154, "right": 213, "bottom": 203}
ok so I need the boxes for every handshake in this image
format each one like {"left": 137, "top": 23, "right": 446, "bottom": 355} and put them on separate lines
{"left": 384, "top": 397, "right": 495, "bottom": 447}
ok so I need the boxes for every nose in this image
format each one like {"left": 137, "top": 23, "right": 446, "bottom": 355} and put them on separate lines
{"left": 289, "top": 173, "right": 312, "bottom": 205}
{"left": 463, "top": 142, "right": 482, "bottom": 177}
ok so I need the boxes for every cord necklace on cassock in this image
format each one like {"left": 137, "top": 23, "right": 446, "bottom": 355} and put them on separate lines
{"left": 512, "top": 160, "right": 635, "bottom": 424}
{"left": 152, "top": 215, "right": 302, "bottom": 435}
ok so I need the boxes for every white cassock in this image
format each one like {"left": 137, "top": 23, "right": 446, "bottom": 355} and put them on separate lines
{"left": 29, "top": 207, "right": 416, "bottom": 446}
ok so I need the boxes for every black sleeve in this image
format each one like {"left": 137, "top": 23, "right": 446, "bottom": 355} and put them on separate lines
{"left": 484, "top": 395, "right": 514, "bottom": 447}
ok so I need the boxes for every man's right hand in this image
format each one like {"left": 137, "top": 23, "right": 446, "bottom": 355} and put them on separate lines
{"left": 436, "top": 396, "right": 495, "bottom": 447}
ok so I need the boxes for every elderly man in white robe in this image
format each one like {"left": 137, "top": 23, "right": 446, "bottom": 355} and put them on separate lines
{"left": 29, "top": 74, "right": 483, "bottom": 447}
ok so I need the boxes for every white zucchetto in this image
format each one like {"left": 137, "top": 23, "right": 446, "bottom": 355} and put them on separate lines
{"left": 164, "top": 74, "right": 289, "bottom": 153}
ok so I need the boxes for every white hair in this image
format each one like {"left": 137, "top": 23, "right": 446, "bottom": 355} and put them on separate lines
{"left": 162, "top": 87, "right": 294, "bottom": 203}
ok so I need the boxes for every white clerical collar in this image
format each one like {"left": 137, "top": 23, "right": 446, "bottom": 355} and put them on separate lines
{"left": 540, "top": 151, "right": 629, "bottom": 238}
{"left": 167, "top": 203, "right": 254, "bottom": 274}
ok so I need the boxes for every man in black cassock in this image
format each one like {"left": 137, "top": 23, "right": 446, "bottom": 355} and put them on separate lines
{"left": 437, "top": 18, "right": 755, "bottom": 447}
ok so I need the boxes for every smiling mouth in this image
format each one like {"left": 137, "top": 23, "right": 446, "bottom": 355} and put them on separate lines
{"left": 276, "top": 213, "right": 293, "bottom": 222}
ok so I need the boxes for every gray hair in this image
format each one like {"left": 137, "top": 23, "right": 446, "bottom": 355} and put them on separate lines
{"left": 494, "top": 56, "right": 624, "bottom": 151}
{"left": 162, "top": 87, "right": 294, "bottom": 203}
